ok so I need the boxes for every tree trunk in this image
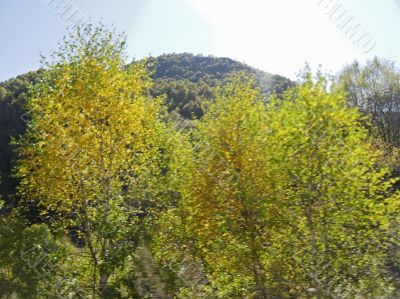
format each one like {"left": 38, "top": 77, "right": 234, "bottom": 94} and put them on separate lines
{"left": 99, "top": 271, "right": 110, "bottom": 296}
{"left": 250, "top": 238, "right": 268, "bottom": 299}
{"left": 243, "top": 206, "right": 268, "bottom": 299}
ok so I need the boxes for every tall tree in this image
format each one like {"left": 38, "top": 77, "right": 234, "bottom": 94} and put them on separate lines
{"left": 16, "top": 24, "right": 169, "bottom": 297}
{"left": 156, "top": 75, "right": 283, "bottom": 298}
{"left": 265, "top": 74, "right": 398, "bottom": 298}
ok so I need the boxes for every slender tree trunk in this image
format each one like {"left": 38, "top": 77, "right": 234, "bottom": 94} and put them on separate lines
{"left": 83, "top": 210, "right": 98, "bottom": 297}
{"left": 306, "top": 200, "right": 321, "bottom": 299}
{"left": 250, "top": 241, "right": 268, "bottom": 299}
{"left": 243, "top": 207, "right": 268, "bottom": 299}
{"left": 99, "top": 177, "right": 112, "bottom": 296}
{"left": 99, "top": 271, "right": 110, "bottom": 296}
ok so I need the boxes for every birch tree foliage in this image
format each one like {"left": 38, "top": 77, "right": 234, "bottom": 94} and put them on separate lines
{"left": 155, "top": 75, "right": 286, "bottom": 298}
{"left": 265, "top": 75, "right": 399, "bottom": 298}
{"left": 155, "top": 74, "right": 400, "bottom": 298}
{"left": 17, "top": 25, "right": 158, "bottom": 216}
{"left": 15, "top": 24, "right": 170, "bottom": 296}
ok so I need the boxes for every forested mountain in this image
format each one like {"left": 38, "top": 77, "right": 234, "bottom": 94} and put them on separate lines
{"left": 148, "top": 53, "right": 293, "bottom": 119}
{"left": 0, "top": 53, "right": 293, "bottom": 205}
{"left": 148, "top": 53, "right": 292, "bottom": 93}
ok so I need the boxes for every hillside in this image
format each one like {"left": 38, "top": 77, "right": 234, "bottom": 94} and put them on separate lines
{"left": 148, "top": 53, "right": 292, "bottom": 93}
{"left": 147, "top": 53, "right": 293, "bottom": 119}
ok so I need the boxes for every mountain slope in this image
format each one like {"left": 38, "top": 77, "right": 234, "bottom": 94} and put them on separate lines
{"left": 148, "top": 53, "right": 292, "bottom": 93}
{"left": 147, "top": 53, "right": 293, "bottom": 119}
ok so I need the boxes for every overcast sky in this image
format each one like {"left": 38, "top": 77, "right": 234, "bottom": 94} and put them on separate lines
{"left": 1, "top": 0, "right": 400, "bottom": 81}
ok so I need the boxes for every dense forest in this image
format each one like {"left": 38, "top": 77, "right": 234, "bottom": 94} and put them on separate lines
{"left": 1, "top": 24, "right": 400, "bottom": 298}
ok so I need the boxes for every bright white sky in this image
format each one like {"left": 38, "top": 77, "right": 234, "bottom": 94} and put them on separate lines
{"left": 1, "top": 0, "right": 400, "bottom": 81}
{"left": 185, "top": 0, "right": 400, "bottom": 78}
